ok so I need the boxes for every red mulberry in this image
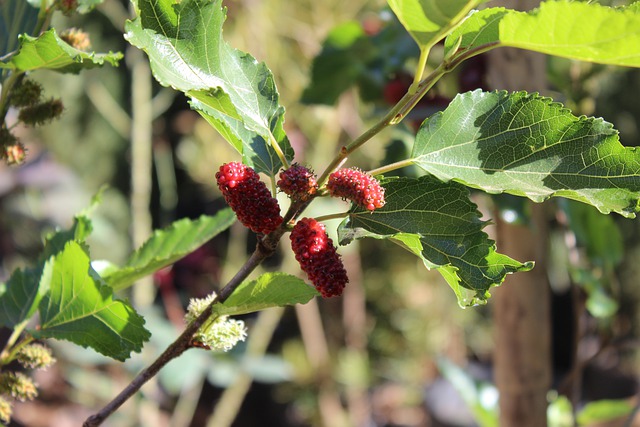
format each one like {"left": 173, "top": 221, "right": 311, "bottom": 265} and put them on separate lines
{"left": 216, "top": 162, "right": 283, "bottom": 234}
{"left": 277, "top": 164, "right": 318, "bottom": 201}
{"left": 327, "top": 168, "right": 385, "bottom": 211}
{"left": 290, "top": 218, "right": 348, "bottom": 298}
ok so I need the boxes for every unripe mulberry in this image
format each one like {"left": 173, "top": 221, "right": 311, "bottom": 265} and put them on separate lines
{"left": 327, "top": 168, "right": 385, "bottom": 211}
{"left": 216, "top": 162, "right": 283, "bottom": 234}
{"left": 290, "top": 218, "right": 348, "bottom": 298}
{"left": 277, "top": 164, "right": 318, "bottom": 201}
{"left": 9, "top": 79, "right": 43, "bottom": 107}
{"left": 18, "top": 98, "right": 64, "bottom": 126}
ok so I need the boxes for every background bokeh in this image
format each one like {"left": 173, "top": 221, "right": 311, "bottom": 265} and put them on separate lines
{"left": 2, "top": 0, "right": 640, "bottom": 426}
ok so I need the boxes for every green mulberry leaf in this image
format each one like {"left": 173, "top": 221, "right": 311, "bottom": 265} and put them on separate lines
{"left": 0, "top": 29, "right": 122, "bottom": 73}
{"left": 125, "top": 0, "right": 292, "bottom": 176}
{"left": 338, "top": 176, "right": 532, "bottom": 306}
{"left": 387, "top": 0, "right": 480, "bottom": 49}
{"left": 411, "top": 90, "right": 640, "bottom": 218}
{"left": 445, "top": 2, "right": 640, "bottom": 67}
{"left": 216, "top": 272, "right": 319, "bottom": 317}
{"left": 0, "top": 265, "right": 51, "bottom": 328}
{"left": 32, "top": 242, "right": 150, "bottom": 361}
{"left": 104, "top": 210, "right": 236, "bottom": 291}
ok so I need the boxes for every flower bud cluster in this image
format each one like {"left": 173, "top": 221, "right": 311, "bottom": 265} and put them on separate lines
{"left": 0, "top": 396, "right": 11, "bottom": 424}
{"left": 16, "top": 344, "right": 56, "bottom": 370}
{"left": 0, "top": 342, "right": 55, "bottom": 423}
{"left": 0, "top": 372, "right": 37, "bottom": 402}
{"left": 216, "top": 162, "right": 283, "bottom": 234}
{"left": 185, "top": 294, "right": 247, "bottom": 352}
{"left": 290, "top": 218, "right": 348, "bottom": 297}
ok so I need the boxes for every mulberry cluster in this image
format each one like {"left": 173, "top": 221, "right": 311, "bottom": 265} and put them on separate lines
{"left": 16, "top": 344, "right": 55, "bottom": 370}
{"left": 290, "top": 218, "right": 348, "bottom": 298}
{"left": 277, "top": 164, "right": 318, "bottom": 201}
{"left": 185, "top": 294, "right": 247, "bottom": 352}
{"left": 327, "top": 168, "right": 385, "bottom": 211}
{"left": 216, "top": 162, "right": 283, "bottom": 234}
{"left": 0, "top": 372, "right": 37, "bottom": 402}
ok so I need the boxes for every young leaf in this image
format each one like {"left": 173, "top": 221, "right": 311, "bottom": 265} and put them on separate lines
{"left": 125, "top": 0, "right": 293, "bottom": 176}
{"left": 337, "top": 176, "right": 532, "bottom": 306}
{"left": 32, "top": 242, "right": 150, "bottom": 361}
{"left": 215, "top": 272, "right": 319, "bottom": 317}
{"left": 387, "top": 0, "right": 479, "bottom": 49}
{"left": 411, "top": 90, "right": 640, "bottom": 218}
{"left": 576, "top": 399, "right": 634, "bottom": 425}
{"left": 0, "top": 29, "right": 122, "bottom": 73}
{"left": 0, "top": 190, "right": 108, "bottom": 327}
{"left": 41, "top": 214, "right": 93, "bottom": 260}
{"left": 104, "top": 210, "right": 236, "bottom": 291}
{"left": 445, "top": 2, "right": 640, "bottom": 67}
{"left": 0, "top": 264, "right": 51, "bottom": 327}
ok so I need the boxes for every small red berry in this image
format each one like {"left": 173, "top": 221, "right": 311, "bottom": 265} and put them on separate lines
{"left": 290, "top": 218, "right": 348, "bottom": 298}
{"left": 327, "top": 168, "right": 385, "bottom": 211}
{"left": 277, "top": 164, "right": 318, "bottom": 201}
{"left": 216, "top": 162, "right": 283, "bottom": 234}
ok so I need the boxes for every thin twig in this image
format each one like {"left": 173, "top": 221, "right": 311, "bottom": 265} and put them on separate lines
{"left": 83, "top": 245, "right": 271, "bottom": 427}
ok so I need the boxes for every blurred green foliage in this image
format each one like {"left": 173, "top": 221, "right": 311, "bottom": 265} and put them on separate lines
{"left": 3, "top": 0, "right": 640, "bottom": 425}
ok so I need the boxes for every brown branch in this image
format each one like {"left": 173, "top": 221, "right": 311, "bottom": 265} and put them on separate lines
{"left": 83, "top": 231, "right": 281, "bottom": 427}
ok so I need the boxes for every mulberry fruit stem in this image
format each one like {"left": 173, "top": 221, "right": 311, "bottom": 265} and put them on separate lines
{"left": 366, "top": 159, "right": 415, "bottom": 177}
{"left": 0, "top": 326, "right": 32, "bottom": 366}
{"left": 312, "top": 212, "right": 350, "bottom": 222}
{"left": 315, "top": 63, "right": 448, "bottom": 187}
{"left": 268, "top": 132, "right": 290, "bottom": 170}
{"left": 84, "top": 230, "right": 285, "bottom": 427}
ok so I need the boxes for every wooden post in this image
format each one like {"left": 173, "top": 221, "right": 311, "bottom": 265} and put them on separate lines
{"left": 486, "top": 1, "right": 551, "bottom": 425}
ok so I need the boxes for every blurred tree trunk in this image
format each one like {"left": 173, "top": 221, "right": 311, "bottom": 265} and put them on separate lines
{"left": 486, "top": 1, "right": 552, "bottom": 426}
